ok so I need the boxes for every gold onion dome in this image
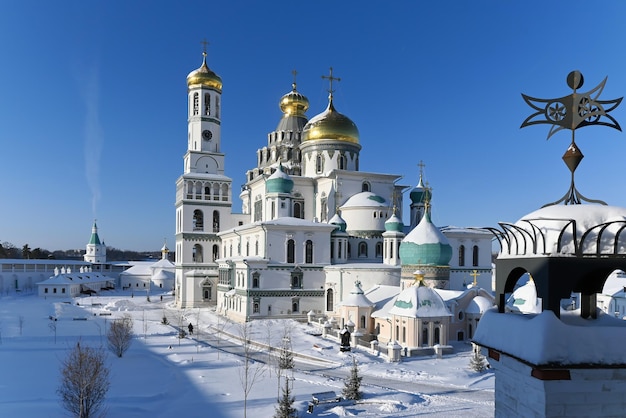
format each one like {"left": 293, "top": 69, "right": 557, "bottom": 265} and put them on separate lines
{"left": 279, "top": 83, "right": 309, "bottom": 116}
{"left": 302, "top": 98, "right": 359, "bottom": 144}
{"left": 186, "top": 53, "right": 222, "bottom": 92}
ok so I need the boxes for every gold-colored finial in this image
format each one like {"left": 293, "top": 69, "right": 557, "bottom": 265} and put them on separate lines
{"left": 470, "top": 269, "right": 479, "bottom": 287}
{"left": 201, "top": 39, "right": 209, "bottom": 57}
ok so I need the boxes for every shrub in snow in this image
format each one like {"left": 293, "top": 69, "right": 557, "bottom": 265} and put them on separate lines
{"left": 469, "top": 343, "right": 488, "bottom": 372}
{"left": 273, "top": 377, "right": 297, "bottom": 418}
{"left": 107, "top": 314, "right": 133, "bottom": 358}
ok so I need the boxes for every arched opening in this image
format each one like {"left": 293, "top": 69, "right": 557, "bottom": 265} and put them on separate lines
{"left": 361, "top": 181, "right": 370, "bottom": 192}
{"left": 358, "top": 242, "right": 368, "bottom": 258}
{"left": 316, "top": 154, "right": 323, "bottom": 173}
{"left": 204, "top": 93, "right": 211, "bottom": 115}
{"left": 193, "top": 210, "right": 204, "bottom": 231}
{"left": 213, "top": 210, "right": 220, "bottom": 233}
{"left": 212, "top": 245, "right": 219, "bottom": 262}
{"left": 434, "top": 327, "right": 440, "bottom": 345}
{"left": 458, "top": 245, "right": 465, "bottom": 266}
{"left": 326, "top": 288, "right": 334, "bottom": 311}
{"left": 192, "top": 244, "right": 203, "bottom": 263}
{"left": 457, "top": 331, "right": 464, "bottom": 341}
{"left": 473, "top": 245, "right": 479, "bottom": 266}
{"left": 360, "top": 315, "right": 366, "bottom": 329}
{"left": 293, "top": 202, "right": 303, "bottom": 219}
{"left": 287, "top": 239, "right": 295, "bottom": 263}
{"left": 305, "top": 240, "right": 313, "bottom": 263}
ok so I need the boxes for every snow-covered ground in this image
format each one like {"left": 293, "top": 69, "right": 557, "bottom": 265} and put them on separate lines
{"left": 0, "top": 290, "right": 494, "bottom": 417}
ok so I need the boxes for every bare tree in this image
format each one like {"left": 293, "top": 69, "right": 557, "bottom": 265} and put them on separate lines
{"left": 58, "top": 341, "right": 110, "bottom": 418}
{"left": 214, "top": 311, "right": 229, "bottom": 360}
{"left": 238, "top": 322, "right": 265, "bottom": 418}
{"left": 107, "top": 314, "right": 133, "bottom": 358}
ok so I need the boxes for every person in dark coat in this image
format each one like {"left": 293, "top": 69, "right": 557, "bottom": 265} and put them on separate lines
{"left": 188, "top": 323, "right": 194, "bottom": 335}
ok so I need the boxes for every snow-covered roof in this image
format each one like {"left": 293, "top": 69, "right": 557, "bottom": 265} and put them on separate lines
{"left": 367, "top": 285, "right": 401, "bottom": 319}
{"left": 467, "top": 295, "right": 494, "bottom": 314}
{"left": 474, "top": 308, "right": 626, "bottom": 366}
{"left": 499, "top": 204, "right": 626, "bottom": 258}
{"left": 387, "top": 285, "right": 452, "bottom": 318}
{"left": 341, "top": 192, "right": 387, "bottom": 208}
{"left": 37, "top": 272, "right": 115, "bottom": 286}
{"left": 340, "top": 282, "right": 374, "bottom": 308}
{"left": 506, "top": 278, "right": 541, "bottom": 314}
{"left": 602, "top": 270, "right": 626, "bottom": 296}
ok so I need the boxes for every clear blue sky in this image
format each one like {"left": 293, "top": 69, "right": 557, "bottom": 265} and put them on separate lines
{"left": 2, "top": 1, "right": 626, "bottom": 252}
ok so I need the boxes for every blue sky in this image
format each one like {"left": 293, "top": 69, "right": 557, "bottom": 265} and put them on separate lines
{"left": 2, "top": 1, "right": 626, "bottom": 252}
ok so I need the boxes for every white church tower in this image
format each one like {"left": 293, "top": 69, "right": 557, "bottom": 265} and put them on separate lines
{"left": 84, "top": 221, "right": 106, "bottom": 264}
{"left": 175, "top": 47, "right": 233, "bottom": 308}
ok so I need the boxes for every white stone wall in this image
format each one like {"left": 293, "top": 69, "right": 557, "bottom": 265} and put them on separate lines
{"left": 488, "top": 349, "right": 626, "bottom": 417}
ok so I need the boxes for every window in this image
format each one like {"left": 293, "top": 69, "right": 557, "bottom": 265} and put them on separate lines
{"left": 254, "top": 198, "right": 263, "bottom": 221}
{"left": 360, "top": 315, "right": 366, "bottom": 329}
{"left": 204, "top": 93, "right": 210, "bottom": 115}
{"left": 291, "top": 271, "right": 302, "bottom": 289}
{"left": 193, "top": 210, "right": 204, "bottom": 231}
{"left": 402, "top": 326, "right": 406, "bottom": 343}
{"left": 255, "top": 240, "right": 259, "bottom": 256}
{"left": 358, "top": 242, "right": 368, "bottom": 258}
{"left": 203, "top": 284, "right": 212, "bottom": 300}
{"left": 434, "top": 327, "right": 440, "bottom": 345}
{"left": 293, "top": 202, "right": 303, "bottom": 219}
{"left": 458, "top": 245, "right": 465, "bottom": 267}
{"left": 320, "top": 196, "right": 328, "bottom": 222}
{"left": 338, "top": 154, "right": 346, "bottom": 170}
{"left": 422, "top": 328, "right": 429, "bottom": 346}
{"left": 291, "top": 298, "right": 299, "bottom": 313}
{"left": 305, "top": 240, "right": 313, "bottom": 263}
{"left": 44, "top": 288, "right": 48, "bottom": 293}
{"left": 316, "top": 154, "right": 323, "bottom": 173}
{"left": 62, "top": 288, "right": 66, "bottom": 293}
{"left": 361, "top": 181, "right": 370, "bottom": 192}
{"left": 193, "top": 93, "right": 199, "bottom": 115}
{"left": 246, "top": 241, "right": 250, "bottom": 256}
{"left": 326, "top": 289, "right": 334, "bottom": 311}
{"left": 472, "top": 245, "right": 479, "bottom": 267}
{"left": 192, "top": 244, "right": 203, "bottom": 263}
{"left": 213, "top": 211, "right": 220, "bottom": 233}
{"left": 216, "top": 96, "right": 220, "bottom": 118}
{"left": 253, "top": 301, "right": 260, "bottom": 314}
{"left": 287, "top": 239, "right": 295, "bottom": 263}
{"left": 212, "top": 245, "right": 219, "bottom": 262}
{"left": 375, "top": 242, "right": 383, "bottom": 258}
{"left": 252, "top": 272, "right": 260, "bottom": 288}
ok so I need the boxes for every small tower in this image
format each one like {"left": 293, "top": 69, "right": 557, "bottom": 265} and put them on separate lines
{"left": 161, "top": 240, "right": 170, "bottom": 261}
{"left": 382, "top": 207, "right": 405, "bottom": 266}
{"left": 264, "top": 163, "right": 294, "bottom": 220}
{"left": 409, "top": 162, "right": 431, "bottom": 229}
{"left": 328, "top": 211, "right": 348, "bottom": 264}
{"left": 84, "top": 221, "right": 106, "bottom": 264}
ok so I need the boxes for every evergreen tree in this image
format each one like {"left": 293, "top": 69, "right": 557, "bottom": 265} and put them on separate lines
{"left": 469, "top": 343, "right": 488, "bottom": 372}
{"left": 278, "top": 338, "right": 294, "bottom": 370}
{"left": 342, "top": 357, "right": 362, "bottom": 401}
{"left": 273, "top": 377, "right": 298, "bottom": 418}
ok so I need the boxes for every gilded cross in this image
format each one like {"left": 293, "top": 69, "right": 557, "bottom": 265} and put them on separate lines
{"left": 322, "top": 67, "right": 341, "bottom": 95}
{"left": 470, "top": 269, "right": 479, "bottom": 286}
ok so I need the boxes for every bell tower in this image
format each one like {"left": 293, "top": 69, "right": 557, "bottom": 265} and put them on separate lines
{"left": 175, "top": 43, "right": 232, "bottom": 308}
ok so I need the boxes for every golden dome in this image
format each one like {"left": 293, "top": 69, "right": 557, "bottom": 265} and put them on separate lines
{"left": 279, "top": 83, "right": 309, "bottom": 116}
{"left": 186, "top": 53, "right": 222, "bottom": 92}
{"left": 301, "top": 98, "right": 359, "bottom": 144}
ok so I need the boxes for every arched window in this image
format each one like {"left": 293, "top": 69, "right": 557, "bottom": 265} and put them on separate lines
{"left": 358, "top": 242, "right": 368, "bottom": 258}
{"left": 193, "top": 210, "right": 204, "bottom": 231}
{"left": 255, "top": 240, "right": 259, "bottom": 256}
{"left": 213, "top": 210, "right": 220, "bottom": 233}
{"left": 338, "top": 154, "right": 346, "bottom": 170}
{"left": 305, "top": 240, "right": 313, "bottom": 263}
{"left": 252, "top": 272, "right": 260, "bottom": 288}
{"left": 193, "top": 93, "right": 199, "bottom": 115}
{"left": 292, "top": 301, "right": 299, "bottom": 313}
{"left": 293, "top": 202, "right": 303, "bottom": 219}
{"left": 213, "top": 183, "right": 220, "bottom": 200}
{"left": 192, "top": 244, "right": 203, "bottom": 263}
{"left": 246, "top": 241, "right": 250, "bottom": 256}
{"left": 287, "top": 239, "right": 295, "bottom": 263}
{"left": 320, "top": 195, "right": 328, "bottom": 222}
{"left": 361, "top": 181, "right": 370, "bottom": 192}
{"left": 316, "top": 154, "right": 323, "bottom": 173}
{"left": 360, "top": 315, "right": 366, "bottom": 329}
{"left": 434, "top": 327, "right": 441, "bottom": 345}
{"left": 253, "top": 301, "right": 260, "bottom": 314}
{"left": 402, "top": 326, "right": 406, "bottom": 343}
{"left": 291, "top": 271, "right": 302, "bottom": 288}
{"left": 204, "top": 93, "right": 211, "bottom": 115}
{"left": 326, "top": 288, "right": 334, "bottom": 311}
{"left": 375, "top": 242, "right": 383, "bottom": 258}
{"left": 215, "top": 96, "right": 220, "bottom": 118}
{"left": 222, "top": 184, "right": 228, "bottom": 201}
{"left": 422, "top": 328, "right": 429, "bottom": 346}
{"left": 212, "top": 245, "right": 219, "bottom": 261}
{"left": 204, "top": 185, "right": 210, "bottom": 198}
{"left": 472, "top": 245, "right": 479, "bottom": 267}
{"left": 458, "top": 245, "right": 465, "bottom": 267}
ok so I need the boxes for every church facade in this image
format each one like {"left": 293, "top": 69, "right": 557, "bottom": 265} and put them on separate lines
{"left": 174, "top": 52, "right": 494, "bottom": 346}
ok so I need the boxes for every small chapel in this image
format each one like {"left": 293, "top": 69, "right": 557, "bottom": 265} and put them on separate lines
{"left": 174, "top": 48, "right": 495, "bottom": 349}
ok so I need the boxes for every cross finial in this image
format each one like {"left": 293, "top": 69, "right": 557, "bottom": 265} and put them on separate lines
{"left": 201, "top": 39, "right": 209, "bottom": 57}
{"left": 322, "top": 67, "right": 341, "bottom": 100}
{"left": 418, "top": 160, "right": 426, "bottom": 179}
{"left": 292, "top": 69, "right": 298, "bottom": 85}
{"left": 470, "top": 269, "right": 479, "bottom": 286}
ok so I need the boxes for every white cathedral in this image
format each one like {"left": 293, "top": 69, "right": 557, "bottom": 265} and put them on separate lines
{"left": 174, "top": 51, "right": 494, "bottom": 346}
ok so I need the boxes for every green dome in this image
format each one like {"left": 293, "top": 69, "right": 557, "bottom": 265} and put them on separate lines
{"left": 384, "top": 214, "right": 404, "bottom": 232}
{"left": 399, "top": 213, "right": 451, "bottom": 266}
{"left": 410, "top": 175, "right": 431, "bottom": 204}
{"left": 265, "top": 164, "right": 293, "bottom": 194}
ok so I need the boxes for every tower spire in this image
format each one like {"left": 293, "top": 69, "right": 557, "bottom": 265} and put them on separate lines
{"left": 322, "top": 67, "right": 341, "bottom": 103}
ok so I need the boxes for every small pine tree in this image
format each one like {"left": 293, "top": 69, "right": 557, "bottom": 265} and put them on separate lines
{"left": 469, "top": 343, "right": 488, "bottom": 372}
{"left": 278, "top": 342, "right": 294, "bottom": 370}
{"left": 342, "top": 357, "right": 362, "bottom": 401}
{"left": 273, "top": 377, "right": 298, "bottom": 418}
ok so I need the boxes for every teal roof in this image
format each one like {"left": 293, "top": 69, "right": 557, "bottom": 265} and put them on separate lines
{"left": 410, "top": 175, "right": 431, "bottom": 204}
{"left": 265, "top": 164, "right": 294, "bottom": 194}
{"left": 399, "top": 212, "right": 451, "bottom": 266}
{"left": 89, "top": 222, "right": 101, "bottom": 245}
{"left": 384, "top": 214, "right": 404, "bottom": 232}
